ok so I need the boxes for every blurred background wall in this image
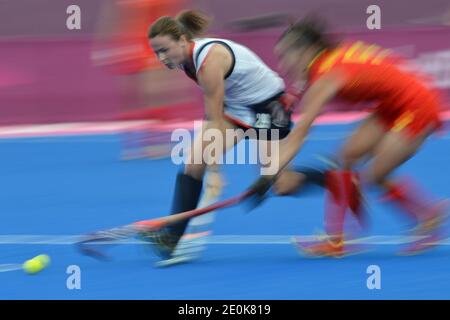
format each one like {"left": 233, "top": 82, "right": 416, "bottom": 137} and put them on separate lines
{"left": 0, "top": 0, "right": 449, "bottom": 125}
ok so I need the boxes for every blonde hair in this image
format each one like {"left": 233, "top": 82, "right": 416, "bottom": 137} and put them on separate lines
{"left": 148, "top": 10, "right": 210, "bottom": 41}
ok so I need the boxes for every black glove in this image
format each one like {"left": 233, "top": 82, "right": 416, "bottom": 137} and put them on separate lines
{"left": 246, "top": 176, "right": 276, "bottom": 211}
{"left": 250, "top": 176, "right": 274, "bottom": 196}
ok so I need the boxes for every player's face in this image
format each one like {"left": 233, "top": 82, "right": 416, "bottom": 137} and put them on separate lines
{"left": 150, "top": 35, "right": 187, "bottom": 69}
{"left": 275, "top": 40, "right": 309, "bottom": 81}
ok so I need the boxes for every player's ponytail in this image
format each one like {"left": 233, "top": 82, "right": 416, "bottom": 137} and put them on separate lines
{"left": 149, "top": 10, "right": 210, "bottom": 41}
{"left": 176, "top": 10, "right": 210, "bottom": 39}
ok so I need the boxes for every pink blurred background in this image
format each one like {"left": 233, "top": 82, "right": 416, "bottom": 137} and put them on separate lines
{"left": 1, "top": 0, "right": 450, "bottom": 125}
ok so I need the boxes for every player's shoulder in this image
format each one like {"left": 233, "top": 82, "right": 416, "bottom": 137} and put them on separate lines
{"left": 195, "top": 38, "right": 234, "bottom": 62}
{"left": 193, "top": 37, "right": 232, "bottom": 48}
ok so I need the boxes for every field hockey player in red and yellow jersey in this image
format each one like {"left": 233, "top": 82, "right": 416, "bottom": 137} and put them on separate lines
{"left": 251, "top": 17, "right": 448, "bottom": 257}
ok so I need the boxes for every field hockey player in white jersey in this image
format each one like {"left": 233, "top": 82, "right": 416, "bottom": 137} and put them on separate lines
{"left": 144, "top": 10, "right": 324, "bottom": 264}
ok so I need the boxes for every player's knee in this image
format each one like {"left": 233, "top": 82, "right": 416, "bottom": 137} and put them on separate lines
{"left": 361, "top": 170, "right": 386, "bottom": 187}
{"left": 273, "top": 171, "right": 305, "bottom": 195}
{"left": 339, "top": 150, "right": 360, "bottom": 169}
{"left": 184, "top": 163, "right": 206, "bottom": 180}
{"left": 340, "top": 154, "right": 356, "bottom": 169}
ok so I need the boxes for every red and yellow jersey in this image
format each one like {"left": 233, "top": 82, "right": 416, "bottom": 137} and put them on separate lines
{"left": 307, "top": 41, "right": 443, "bottom": 135}
{"left": 308, "top": 41, "right": 438, "bottom": 108}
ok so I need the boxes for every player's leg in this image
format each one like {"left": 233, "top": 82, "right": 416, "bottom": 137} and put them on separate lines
{"left": 155, "top": 168, "right": 225, "bottom": 267}
{"left": 146, "top": 119, "right": 240, "bottom": 258}
{"left": 363, "top": 123, "right": 447, "bottom": 253}
{"left": 294, "top": 114, "right": 386, "bottom": 256}
{"left": 326, "top": 114, "right": 386, "bottom": 230}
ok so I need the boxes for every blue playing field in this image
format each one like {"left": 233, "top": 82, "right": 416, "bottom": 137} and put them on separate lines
{"left": 0, "top": 123, "right": 449, "bottom": 299}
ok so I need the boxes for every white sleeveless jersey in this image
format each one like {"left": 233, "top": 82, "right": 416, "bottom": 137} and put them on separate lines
{"left": 189, "top": 37, "right": 285, "bottom": 126}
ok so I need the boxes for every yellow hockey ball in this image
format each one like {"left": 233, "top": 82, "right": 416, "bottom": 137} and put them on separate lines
{"left": 23, "top": 254, "right": 50, "bottom": 274}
